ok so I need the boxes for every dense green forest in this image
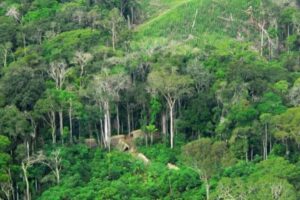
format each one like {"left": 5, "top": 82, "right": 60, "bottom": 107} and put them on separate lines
{"left": 0, "top": 0, "right": 300, "bottom": 199}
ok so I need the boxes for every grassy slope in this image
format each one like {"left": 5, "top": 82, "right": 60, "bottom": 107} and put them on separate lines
{"left": 135, "top": 0, "right": 261, "bottom": 43}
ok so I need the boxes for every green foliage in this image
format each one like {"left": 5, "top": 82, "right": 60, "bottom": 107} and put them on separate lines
{"left": 0, "top": 105, "right": 31, "bottom": 139}
{"left": 257, "top": 92, "right": 286, "bottom": 115}
{"left": 215, "top": 157, "right": 299, "bottom": 200}
{"left": 23, "top": 0, "right": 59, "bottom": 23}
{"left": 43, "top": 29, "right": 101, "bottom": 60}
{"left": 272, "top": 107, "right": 300, "bottom": 145}
{"left": 182, "top": 138, "right": 234, "bottom": 178}
{"left": 0, "top": 0, "right": 299, "bottom": 199}
{"left": 149, "top": 97, "right": 161, "bottom": 124}
{"left": 274, "top": 80, "right": 289, "bottom": 94}
{"left": 229, "top": 99, "right": 258, "bottom": 125}
{"left": 139, "top": 143, "right": 179, "bottom": 164}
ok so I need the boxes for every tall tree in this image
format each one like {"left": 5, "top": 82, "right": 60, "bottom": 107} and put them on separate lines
{"left": 91, "top": 70, "right": 129, "bottom": 150}
{"left": 104, "top": 8, "right": 125, "bottom": 51}
{"left": 34, "top": 90, "right": 59, "bottom": 144}
{"left": 0, "top": 42, "right": 12, "bottom": 68}
{"left": 0, "top": 135, "right": 12, "bottom": 200}
{"left": 182, "top": 138, "right": 233, "bottom": 200}
{"left": 48, "top": 60, "right": 68, "bottom": 143}
{"left": 72, "top": 51, "right": 93, "bottom": 88}
{"left": 148, "top": 68, "right": 192, "bottom": 148}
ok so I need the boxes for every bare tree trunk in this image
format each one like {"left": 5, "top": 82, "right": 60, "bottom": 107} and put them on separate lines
{"left": 26, "top": 140, "right": 30, "bottom": 160}
{"left": 287, "top": 25, "right": 290, "bottom": 52}
{"left": 127, "top": 102, "right": 131, "bottom": 134}
{"left": 285, "top": 139, "right": 289, "bottom": 156}
{"left": 51, "top": 128, "right": 56, "bottom": 144}
{"left": 203, "top": 177, "right": 210, "bottom": 200}
{"left": 145, "top": 133, "right": 148, "bottom": 147}
{"left": 112, "top": 23, "right": 116, "bottom": 51}
{"left": 55, "top": 165, "right": 60, "bottom": 185}
{"left": 260, "top": 24, "right": 264, "bottom": 56}
{"left": 275, "top": 21, "right": 279, "bottom": 54}
{"left": 79, "top": 63, "right": 84, "bottom": 88}
{"left": 104, "top": 101, "right": 111, "bottom": 151}
{"left": 169, "top": 104, "right": 174, "bottom": 149}
{"left": 116, "top": 105, "right": 120, "bottom": 135}
{"left": 263, "top": 124, "right": 268, "bottom": 160}
{"left": 100, "top": 118, "right": 104, "bottom": 147}
{"left": 162, "top": 112, "right": 167, "bottom": 136}
{"left": 131, "top": 110, "right": 134, "bottom": 131}
{"left": 21, "top": 163, "right": 30, "bottom": 200}
{"left": 269, "top": 134, "right": 272, "bottom": 153}
{"left": 3, "top": 48, "right": 7, "bottom": 68}
{"left": 51, "top": 111, "right": 56, "bottom": 144}
{"left": 150, "top": 134, "right": 153, "bottom": 146}
{"left": 35, "top": 179, "right": 38, "bottom": 193}
{"left": 16, "top": 185, "right": 19, "bottom": 200}
{"left": 127, "top": 15, "right": 131, "bottom": 29}
{"left": 59, "top": 110, "right": 63, "bottom": 144}
{"left": 11, "top": 184, "right": 15, "bottom": 199}
{"left": 69, "top": 100, "right": 73, "bottom": 144}
{"left": 131, "top": 7, "right": 134, "bottom": 24}
{"left": 10, "top": 169, "right": 15, "bottom": 200}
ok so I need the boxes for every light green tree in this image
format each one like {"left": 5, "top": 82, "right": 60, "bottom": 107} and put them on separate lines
{"left": 148, "top": 69, "right": 192, "bottom": 149}
{"left": 182, "top": 138, "right": 233, "bottom": 200}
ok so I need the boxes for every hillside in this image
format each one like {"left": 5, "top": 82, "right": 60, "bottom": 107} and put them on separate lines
{"left": 0, "top": 0, "right": 300, "bottom": 200}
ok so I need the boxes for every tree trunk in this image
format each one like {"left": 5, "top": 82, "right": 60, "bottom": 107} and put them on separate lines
{"left": 49, "top": 111, "right": 56, "bottom": 144}
{"left": 16, "top": 184, "right": 19, "bottom": 200}
{"left": 131, "top": 7, "right": 134, "bottom": 24}
{"left": 104, "top": 101, "right": 111, "bottom": 151}
{"left": 204, "top": 177, "right": 210, "bottom": 200}
{"left": 127, "top": 15, "right": 131, "bottom": 29}
{"left": 260, "top": 24, "right": 264, "bottom": 56}
{"left": 100, "top": 118, "right": 104, "bottom": 148}
{"left": 26, "top": 140, "right": 30, "bottom": 160}
{"left": 116, "top": 105, "right": 120, "bottom": 135}
{"left": 285, "top": 139, "right": 289, "bottom": 156}
{"left": 169, "top": 105, "right": 174, "bottom": 149}
{"left": 287, "top": 25, "right": 290, "bottom": 52}
{"left": 59, "top": 110, "right": 63, "bottom": 144}
{"left": 127, "top": 102, "right": 131, "bottom": 134}
{"left": 3, "top": 49, "right": 7, "bottom": 68}
{"left": 145, "top": 134, "right": 148, "bottom": 147}
{"left": 22, "top": 163, "right": 30, "bottom": 200}
{"left": 264, "top": 124, "right": 268, "bottom": 160}
{"left": 112, "top": 23, "right": 116, "bottom": 51}
{"left": 69, "top": 100, "right": 73, "bottom": 144}
{"left": 150, "top": 134, "right": 153, "bottom": 146}
{"left": 10, "top": 169, "right": 15, "bottom": 200}
{"left": 55, "top": 166, "right": 60, "bottom": 185}
{"left": 269, "top": 134, "right": 272, "bottom": 153}
{"left": 80, "top": 64, "right": 84, "bottom": 88}
{"left": 131, "top": 110, "right": 134, "bottom": 131}
{"left": 35, "top": 179, "right": 38, "bottom": 193}
{"left": 162, "top": 112, "right": 167, "bottom": 136}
